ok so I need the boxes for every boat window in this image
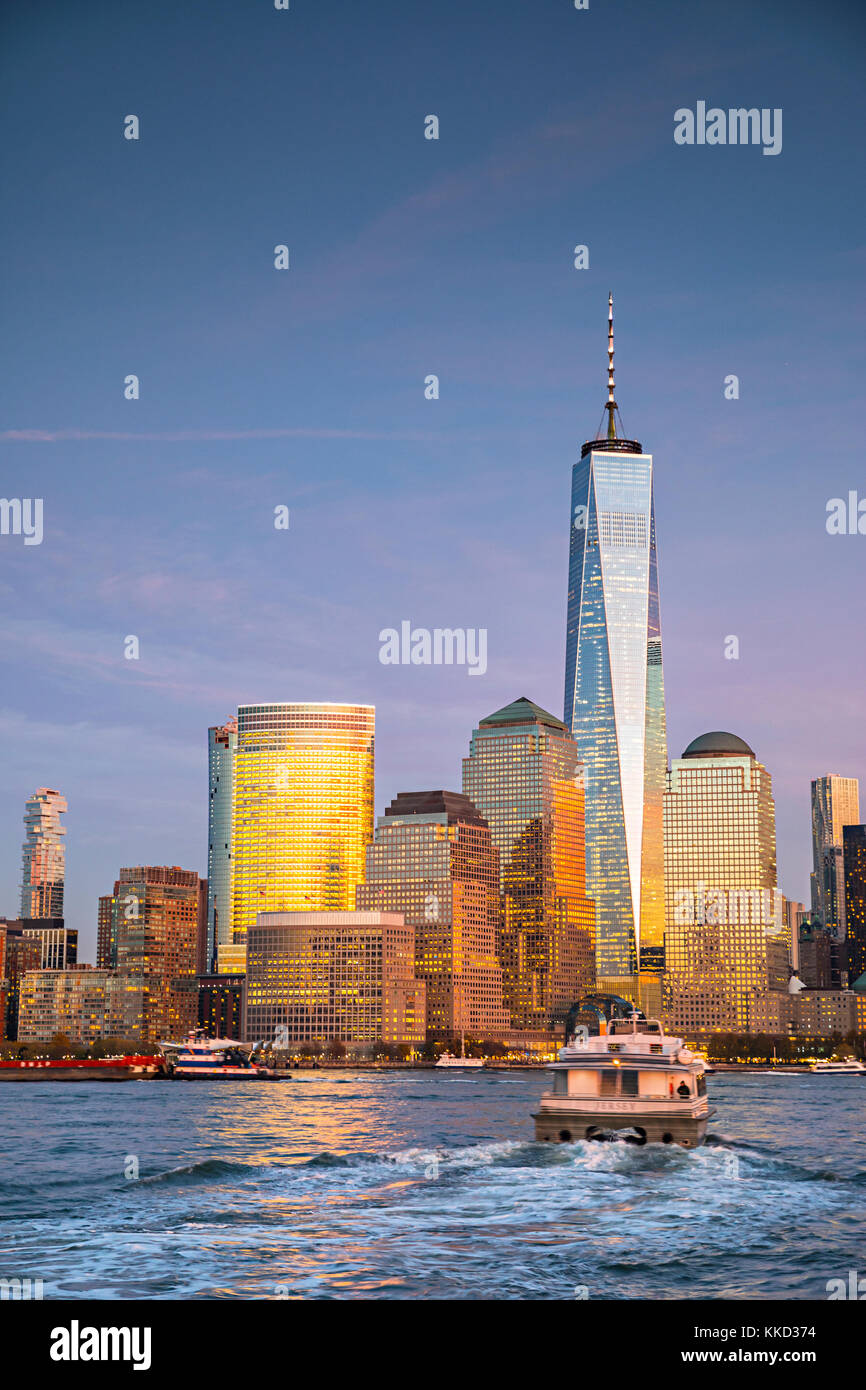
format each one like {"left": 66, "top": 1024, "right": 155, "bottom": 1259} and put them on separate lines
{"left": 621, "top": 1070, "right": 638, "bottom": 1097}
{"left": 600, "top": 1070, "right": 618, "bottom": 1096}
{"left": 607, "top": 1043, "right": 623, "bottom": 1053}
{"left": 553, "top": 1071, "right": 567, "bottom": 1095}
{"left": 650, "top": 1044, "right": 662, "bottom": 1054}
{"left": 697, "top": 1075, "right": 706, "bottom": 1095}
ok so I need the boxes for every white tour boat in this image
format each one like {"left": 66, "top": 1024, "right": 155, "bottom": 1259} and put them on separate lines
{"left": 533, "top": 1012, "right": 713, "bottom": 1147}
{"left": 435, "top": 1031, "right": 484, "bottom": 1069}
{"left": 810, "top": 1059, "right": 866, "bottom": 1075}
{"left": 159, "top": 1030, "right": 283, "bottom": 1080}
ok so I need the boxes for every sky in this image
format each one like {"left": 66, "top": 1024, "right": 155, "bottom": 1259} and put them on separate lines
{"left": 1, "top": 0, "right": 864, "bottom": 958}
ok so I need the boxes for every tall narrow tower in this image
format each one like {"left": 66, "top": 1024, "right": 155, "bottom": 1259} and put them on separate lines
{"left": 564, "top": 297, "right": 667, "bottom": 1003}
{"left": 20, "top": 788, "right": 67, "bottom": 919}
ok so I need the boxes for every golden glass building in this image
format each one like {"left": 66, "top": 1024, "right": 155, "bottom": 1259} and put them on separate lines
{"left": 462, "top": 697, "right": 596, "bottom": 1031}
{"left": 663, "top": 732, "right": 784, "bottom": 1035}
{"left": 225, "top": 703, "right": 375, "bottom": 972}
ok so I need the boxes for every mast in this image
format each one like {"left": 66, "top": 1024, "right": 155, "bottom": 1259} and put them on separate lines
{"left": 606, "top": 291, "right": 617, "bottom": 441}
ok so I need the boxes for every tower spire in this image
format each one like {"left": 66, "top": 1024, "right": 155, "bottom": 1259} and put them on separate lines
{"left": 606, "top": 291, "right": 617, "bottom": 440}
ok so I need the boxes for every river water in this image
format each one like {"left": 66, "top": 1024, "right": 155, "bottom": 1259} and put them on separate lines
{"left": 1, "top": 1069, "right": 862, "bottom": 1299}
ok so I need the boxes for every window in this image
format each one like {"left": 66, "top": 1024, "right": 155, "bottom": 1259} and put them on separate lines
{"left": 621, "top": 1070, "right": 638, "bottom": 1097}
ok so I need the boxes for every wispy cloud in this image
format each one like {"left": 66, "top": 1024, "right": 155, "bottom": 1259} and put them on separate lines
{"left": 0, "top": 427, "right": 438, "bottom": 444}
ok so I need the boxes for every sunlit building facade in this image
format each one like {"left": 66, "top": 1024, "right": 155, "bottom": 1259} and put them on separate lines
{"left": 207, "top": 717, "right": 237, "bottom": 973}
{"left": 18, "top": 968, "right": 116, "bottom": 1045}
{"left": 227, "top": 703, "right": 375, "bottom": 972}
{"left": 462, "top": 697, "right": 596, "bottom": 1030}
{"left": 111, "top": 865, "right": 201, "bottom": 1042}
{"left": 245, "top": 910, "right": 425, "bottom": 1046}
{"left": 20, "top": 788, "right": 67, "bottom": 919}
{"left": 356, "top": 790, "right": 508, "bottom": 1038}
{"left": 563, "top": 299, "right": 666, "bottom": 1001}
{"left": 663, "top": 732, "right": 783, "bottom": 1034}
{"left": 811, "top": 775, "right": 860, "bottom": 944}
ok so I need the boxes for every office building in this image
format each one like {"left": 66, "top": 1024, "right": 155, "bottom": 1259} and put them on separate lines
{"left": 563, "top": 298, "right": 666, "bottom": 998}
{"left": 462, "top": 697, "right": 596, "bottom": 1029}
{"left": 663, "top": 732, "right": 784, "bottom": 1033}
{"left": 226, "top": 703, "right": 375, "bottom": 973}
{"left": 110, "top": 865, "right": 201, "bottom": 1043}
{"left": 843, "top": 824, "right": 866, "bottom": 988}
{"left": 245, "top": 910, "right": 425, "bottom": 1047}
{"left": 207, "top": 717, "right": 237, "bottom": 974}
{"left": 811, "top": 775, "right": 860, "bottom": 943}
{"left": 357, "top": 790, "right": 508, "bottom": 1037}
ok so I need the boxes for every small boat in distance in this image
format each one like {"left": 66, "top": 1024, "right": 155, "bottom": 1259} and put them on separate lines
{"left": 533, "top": 1012, "right": 712, "bottom": 1148}
{"left": 159, "top": 1030, "right": 285, "bottom": 1080}
{"left": 810, "top": 1059, "right": 866, "bottom": 1075}
{"left": 435, "top": 1031, "right": 484, "bottom": 1069}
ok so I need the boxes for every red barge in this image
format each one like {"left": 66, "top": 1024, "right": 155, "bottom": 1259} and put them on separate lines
{"left": 0, "top": 1056, "right": 164, "bottom": 1082}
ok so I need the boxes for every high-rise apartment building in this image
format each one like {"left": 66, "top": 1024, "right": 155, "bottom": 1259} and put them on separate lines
{"left": 563, "top": 298, "right": 666, "bottom": 998}
{"left": 357, "top": 790, "right": 508, "bottom": 1038}
{"left": 245, "top": 910, "right": 425, "bottom": 1046}
{"left": 110, "top": 865, "right": 202, "bottom": 1042}
{"left": 207, "top": 717, "right": 237, "bottom": 974}
{"left": 843, "top": 824, "right": 866, "bottom": 988}
{"left": 227, "top": 703, "right": 375, "bottom": 972}
{"left": 20, "top": 788, "right": 67, "bottom": 918}
{"left": 664, "top": 732, "right": 783, "bottom": 1034}
{"left": 810, "top": 775, "right": 860, "bottom": 943}
{"left": 462, "top": 697, "right": 595, "bottom": 1030}
{"left": 18, "top": 967, "right": 116, "bottom": 1045}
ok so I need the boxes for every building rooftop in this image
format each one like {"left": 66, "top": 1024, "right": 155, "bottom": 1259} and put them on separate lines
{"left": 681, "top": 731, "right": 756, "bottom": 760}
{"left": 478, "top": 696, "right": 569, "bottom": 734}
{"left": 384, "top": 790, "right": 486, "bottom": 825}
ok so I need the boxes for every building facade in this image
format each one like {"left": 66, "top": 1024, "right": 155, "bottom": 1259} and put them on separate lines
{"left": 664, "top": 732, "right": 784, "bottom": 1034}
{"left": 226, "top": 703, "right": 375, "bottom": 973}
{"left": 207, "top": 717, "right": 237, "bottom": 974}
{"left": 811, "top": 775, "right": 860, "bottom": 944}
{"left": 462, "top": 697, "right": 596, "bottom": 1030}
{"left": 356, "top": 790, "right": 508, "bottom": 1038}
{"left": 563, "top": 298, "right": 666, "bottom": 998}
{"left": 17, "top": 968, "right": 116, "bottom": 1045}
{"left": 245, "top": 910, "right": 425, "bottom": 1046}
{"left": 20, "top": 788, "right": 67, "bottom": 919}
{"left": 110, "top": 866, "right": 201, "bottom": 1042}
{"left": 844, "top": 824, "right": 866, "bottom": 989}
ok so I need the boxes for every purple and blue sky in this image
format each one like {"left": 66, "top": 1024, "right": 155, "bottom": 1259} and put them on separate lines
{"left": 2, "top": 0, "right": 864, "bottom": 957}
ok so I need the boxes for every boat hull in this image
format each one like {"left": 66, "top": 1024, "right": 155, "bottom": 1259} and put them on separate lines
{"left": 532, "top": 1102, "right": 710, "bottom": 1148}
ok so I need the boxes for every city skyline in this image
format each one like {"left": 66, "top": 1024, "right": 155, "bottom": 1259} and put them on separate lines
{"left": 2, "top": 1, "right": 864, "bottom": 957}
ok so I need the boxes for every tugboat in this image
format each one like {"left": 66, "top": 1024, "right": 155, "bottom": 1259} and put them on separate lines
{"left": 159, "top": 1030, "right": 285, "bottom": 1080}
{"left": 533, "top": 1012, "right": 712, "bottom": 1147}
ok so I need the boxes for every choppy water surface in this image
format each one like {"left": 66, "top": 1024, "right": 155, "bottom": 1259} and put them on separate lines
{"left": 1, "top": 1070, "right": 863, "bottom": 1299}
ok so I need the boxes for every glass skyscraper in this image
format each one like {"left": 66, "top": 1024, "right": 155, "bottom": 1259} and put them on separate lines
{"left": 207, "top": 717, "right": 237, "bottom": 973}
{"left": 20, "top": 788, "right": 67, "bottom": 919}
{"left": 810, "top": 775, "right": 860, "bottom": 944}
{"left": 563, "top": 297, "right": 666, "bottom": 997}
{"left": 227, "top": 703, "right": 375, "bottom": 971}
{"left": 462, "top": 697, "right": 596, "bottom": 1030}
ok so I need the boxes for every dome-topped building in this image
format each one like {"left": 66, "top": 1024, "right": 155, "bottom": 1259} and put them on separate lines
{"left": 681, "top": 731, "right": 756, "bottom": 760}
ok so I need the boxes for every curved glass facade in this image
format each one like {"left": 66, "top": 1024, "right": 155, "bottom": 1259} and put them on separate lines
{"left": 229, "top": 703, "right": 375, "bottom": 969}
